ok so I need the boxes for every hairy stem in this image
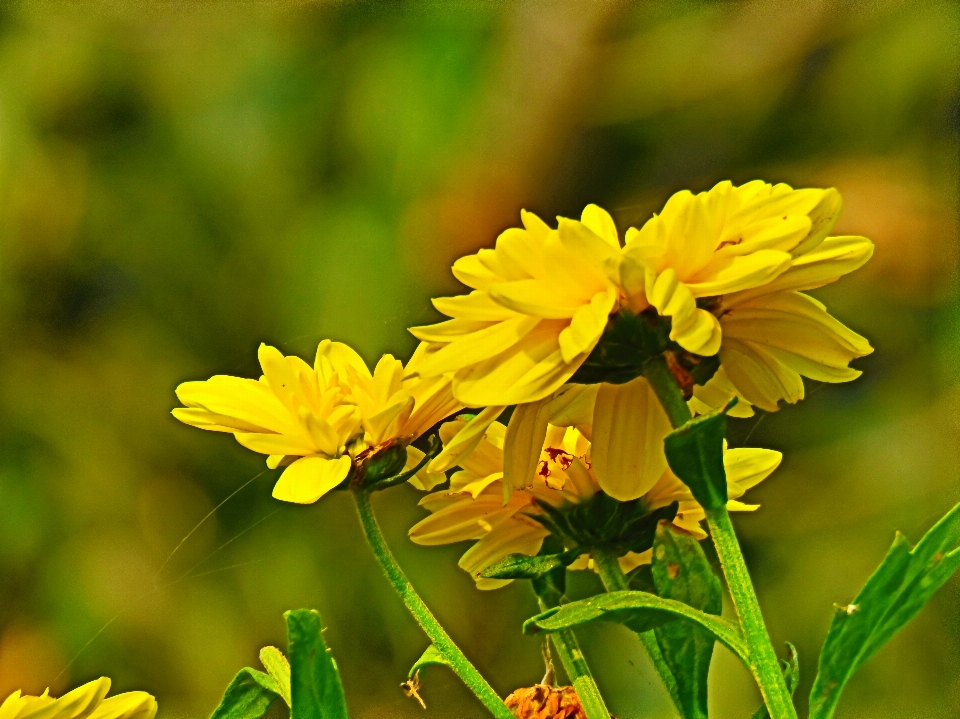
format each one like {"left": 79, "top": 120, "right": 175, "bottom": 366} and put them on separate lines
{"left": 707, "top": 507, "right": 798, "bottom": 719}
{"left": 537, "top": 597, "right": 611, "bottom": 719}
{"left": 642, "top": 353, "right": 798, "bottom": 719}
{"left": 353, "top": 490, "right": 513, "bottom": 719}
{"left": 591, "top": 547, "right": 684, "bottom": 715}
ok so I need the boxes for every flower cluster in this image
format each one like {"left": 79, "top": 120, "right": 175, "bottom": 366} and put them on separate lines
{"left": 172, "top": 178, "right": 872, "bottom": 597}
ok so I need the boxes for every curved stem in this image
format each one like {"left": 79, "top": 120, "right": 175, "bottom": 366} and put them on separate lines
{"left": 707, "top": 507, "right": 797, "bottom": 719}
{"left": 642, "top": 354, "right": 798, "bottom": 719}
{"left": 352, "top": 490, "right": 513, "bottom": 719}
{"left": 536, "top": 597, "right": 611, "bottom": 719}
{"left": 591, "top": 547, "right": 684, "bottom": 716}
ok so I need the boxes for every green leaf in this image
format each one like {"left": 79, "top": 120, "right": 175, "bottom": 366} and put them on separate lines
{"left": 663, "top": 400, "right": 736, "bottom": 511}
{"left": 286, "top": 609, "right": 349, "bottom": 719}
{"left": 750, "top": 643, "right": 799, "bottom": 719}
{"left": 810, "top": 501, "right": 960, "bottom": 719}
{"left": 479, "top": 548, "right": 580, "bottom": 581}
{"left": 407, "top": 644, "right": 454, "bottom": 679}
{"left": 259, "top": 646, "right": 292, "bottom": 707}
{"left": 209, "top": 668, "right": 281, "bottom": 719}
{"left": 531, "top": 536, "right": 568, "bottom": 607}
{"left": 523, "top": 590, "right": 748, "bottom": 662}
{"left": 651, "top": 522, "right": 723, "bottom": 719}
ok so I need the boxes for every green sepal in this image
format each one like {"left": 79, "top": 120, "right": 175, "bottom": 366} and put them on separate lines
{"left": 258, "top": 647, "right": 292, "bottom": 707}
{"left": 353, "top": 442, "right": 409, "bottom": 489}
{"left": 809, "top": 501, "right": 960, "bottom": 719}
{"left": 651, "top": 522, "right": 723, "bottom": 719}
{"left": 523, "top": 590, "right": 748, "bottom": 662}
{"left": 407, "top": 644, "right": 454, "bottom": 679}
{"left": 209, "top": 668, "right": 281, "bottom": 719}
{"left": 532, "top": 494, "right": 679, "bottom": 556}
{"left": 663, "top": 400, "right": 736, "bottom": 511}
{"left": 369, "top": 435, "right": 441, "bottom": 491}
{"left": 479, "top": 547, "right": 581, "bottom": 581}
{"left": 569, "top": 309, "right": 672, "bottom": 385}
{"left": 286, "top": 609, "right": 349, "bottom": 719}
{"left": 751, "top": 644, "right": 799, "bottom": 719}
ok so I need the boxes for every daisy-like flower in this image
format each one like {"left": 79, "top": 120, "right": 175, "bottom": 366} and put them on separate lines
{"left": 627, "top": 180, "right": 873, "bottom": 413}
{"left": 173, "top": 340, "right": 459, "bottom": 503}
{"left": 408, "top": 418, "right": 780, "bottom": 589}
{"left": 410, "top": 206, "right": 624, "bottom": 408}
{"left": 174, "top": 342, "right": 363, "bottom": 504}
{"left": 0, "top": 678, "right": 157, "bottom": 719}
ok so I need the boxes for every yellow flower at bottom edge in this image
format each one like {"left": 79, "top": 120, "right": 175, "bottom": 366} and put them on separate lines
{"left": 0, "top": 678, "right": 157, "bottom": 719}
{"left": 173, "top": 341, "right": 363, "bottom": 504}
{"left": 408, "top": 418, "right": 780, "bottom": 589}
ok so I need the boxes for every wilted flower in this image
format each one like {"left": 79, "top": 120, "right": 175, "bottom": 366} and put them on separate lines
{"left": 0, "top": 678, "right": 157, "bottom": 719}
{"left": 408, "top": 418, "right": 779, "bottom": 589}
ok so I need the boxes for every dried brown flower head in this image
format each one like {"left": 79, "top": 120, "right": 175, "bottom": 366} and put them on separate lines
{"left": 504, "top": 685, "right": 587, "bottom": 719}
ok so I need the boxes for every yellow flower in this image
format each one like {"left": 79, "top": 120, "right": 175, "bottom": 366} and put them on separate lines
{"left": 0, "top": 678, "right": 157, "bottom": 719}
{"left": 692, "top": 235, "right": 874, "bottom": 412}
{"left": 410, "top": 206, "right": 624, "bottom": 407}
{"left": 628, "top": 180, "right": 873, "bottom": 412}
{"left": 173, "top": 341, "right": 459, "bottom": 503}
{"left": 408, "top": 418, "right": 779, "bottom": 589}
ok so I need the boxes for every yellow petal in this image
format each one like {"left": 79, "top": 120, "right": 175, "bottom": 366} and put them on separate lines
{"left": 431, "top": 291, "right": 518, "bottom": 321}
{"left": 175, "top": 377, "right": 293, "bottom": 434}
{"left": 686, "top": 250, "right": 791, "bottom": 296}
{"left": 488, "top": 279, "right": 585, "bottom": 319}
{"left": 314, "top": 340, "right": 370, "bottom": 384}
{"left": 408, "top": 318, "right": 493, "bottom": 343}
{"left": 429, "top": 406, "right": 505, "bottom": 473}
{"left": 258, "top": 344, "right": 299, "bottom": 413}
{"left": 792, "top": 187, "right": 842, "bottom": 257}
{"left": 503, "top": 397, "right": 553, "bottom": 501}
{"left": 725, "top": 235, "right": 874, "bottom": 306}
{"left": 590, "top": 376, "right": 672, "bottom": 500}
{"left": 723, "top": 447, "right": 781, "bottom": 492}
{"left": 416, "top": 315, "right": 541, "bottom": 378}
{"left": 271, "top": 456, "right": 351, "bottom": 504}
{"left": 452, "top": 321, "right": 582, "bottom": 406}
{"left": 235, "top": 432, "right": 316, "bottom": 457}
{"left": 545, "top": 384, "right": 599, "bottom": 427}
{"left": 458, "top": 516, "right": 549, "bottom": 590}
{"left": 558, "top": 286, "right": 617, "bottom": 363}
{"left": 88, "top": 694, "right": 157, "bottom": 719}
{"left": 405, "top": 446, "right": 447, "bottom": 491}
{"left": 408, "top": 495, "right": 524, "bottom": 545}
{"left": 580, "top": 204, "right": 620, "bottom": 248}
{"left": 719, "top": 339, "right": 804, "bottom": 412}
{"left": 26, "top": 678, "right": 110, "bottom": 719}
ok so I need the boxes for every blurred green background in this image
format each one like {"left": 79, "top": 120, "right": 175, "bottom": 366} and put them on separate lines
{"left": 0, "top": 1, "right": 958, "bottom": 717}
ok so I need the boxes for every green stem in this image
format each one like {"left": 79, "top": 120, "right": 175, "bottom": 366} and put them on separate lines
{"left": 707, "top": 507, "right": 797, "bottom": 719}
{"left": 642, "top": 353, "right": 798, "bottom": 719}
{"left": 353, "top": 490, "right": 513, "bottom": 719}
{"left": 591, "top": 547, "right": 684, "bottom": 716}
{"left": 642, "top": 355, "right": 693, "bottom": 427}
{"left": 536, "top": 598, "right": 611, "bottom": 719}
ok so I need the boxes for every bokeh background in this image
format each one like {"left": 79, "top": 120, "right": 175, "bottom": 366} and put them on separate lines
{"left": 0, "top": 1, "right": 958, "bottom": 717}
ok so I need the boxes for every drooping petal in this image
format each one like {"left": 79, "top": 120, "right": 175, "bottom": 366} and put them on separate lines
{"left": 408, "top": 494, "right": 526, "bottom": 545}
{"left": 404, "top": 446, "right": 447, "bottom": 491}
{"left": 430, "top": 291, "right": 519, "bottom": 321}
{"left": 458, "top": 516, "right": 549, "bottom": 590}
{"left": 719, "top": 339, "right": 805, "bottom": 412}
{"left": 271, "top": 455, "right": 351, "bottom": 504}
{"left": 503, "top": 396, "right": 553, "bottom": 500}
{"left": 723, "top": 447, "right": 782, "bottom": 492}
{"left": 590, "top": 376, "right": 672, "bottom": 500}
